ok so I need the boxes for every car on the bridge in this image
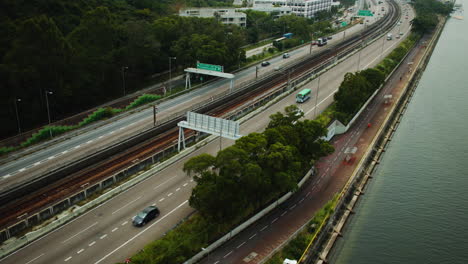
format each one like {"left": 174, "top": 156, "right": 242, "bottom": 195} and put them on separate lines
{"left": 283, "top": 53, "right": 290, "bottom": 59}
{"left": 261, "top": 61, "right": 270, "bottom": 67}
{"left": 133, "top": 206, "right": 160, "bottom": 227}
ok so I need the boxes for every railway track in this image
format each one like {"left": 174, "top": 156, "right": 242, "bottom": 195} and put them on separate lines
{"left": 0, "top": 0, "right": 400, "bottom": 235}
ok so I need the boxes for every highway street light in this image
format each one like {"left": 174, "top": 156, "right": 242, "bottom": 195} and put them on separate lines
{"left": 169, "top": 57, "right": 177, "bottom": 93}
{"left": 121, "top": 66, "right": 129, "bottom": 96}
{"left": 45, "top": 90, "right": 53, "bottom": 138}
{"left": 14, "top": 98, "right": 22, "bottom": 134}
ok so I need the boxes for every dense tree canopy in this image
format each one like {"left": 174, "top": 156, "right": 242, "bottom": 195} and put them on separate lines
{"left": 184, "top": 105, "right": 334, "bottom": 223}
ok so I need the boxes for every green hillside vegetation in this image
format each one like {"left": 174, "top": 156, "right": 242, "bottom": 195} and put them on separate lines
{"left": 1, "top": 0, "right": 337, "bottom": 141}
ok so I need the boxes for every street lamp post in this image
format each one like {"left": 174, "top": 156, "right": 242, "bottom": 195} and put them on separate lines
{"left": 122, "top": 66, "right": 129, "bottom": 96}
{"left": 45, "top": 91, "right": 53, "bottom": 138}
{"left": 169, "top": 57, "right": 177, "bottom": 93}
{"left": 153, "top": 105, "right": 158, "bottom": 127}
{"left": 314, "top": 76, "right": 321, "bottom": 118}
{"left": 14, "top": 98, "right": 22, "bottom": 134}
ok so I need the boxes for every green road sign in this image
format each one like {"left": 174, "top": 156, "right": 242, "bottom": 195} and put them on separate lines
{"left": 358, "top": 10, "right": 374, "bottom": 16}
{"left": 197, "top": 62, "right": 223, "bottom": 72}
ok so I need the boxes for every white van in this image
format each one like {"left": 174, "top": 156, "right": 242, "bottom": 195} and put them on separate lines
{"left": 387, "top": 33, "right": 393, "bottom": 40}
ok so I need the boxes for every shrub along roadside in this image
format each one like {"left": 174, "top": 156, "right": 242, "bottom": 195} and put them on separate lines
{"left": 333, "top": 33, "right": 419, "bottom": 124}
{"left": 265, "top": 195, "right": 339, "bottom": 264}
{"left": 0, "top": 94, "right": 161, "bottom": 156}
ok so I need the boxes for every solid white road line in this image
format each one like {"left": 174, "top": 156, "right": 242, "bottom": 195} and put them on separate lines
{"left": 112, "top": 196, "right": 142, "bottom": 215}
{"left": 77, "top": 249, "right": 84, "bottom": 254}
{"left": 89, "top": 241, "right": 96, "bottom": 247}
{"left": 153, "top": 176, "right": 178, "bottom": 190}
{"left": 25, "top": 253, "right": 44, "bottom": 264}
{"left": 94, "top": 200, "right": 189, "bottom": 264}
{"left": 62, "top": 222, "right": 98, "bottom": 243}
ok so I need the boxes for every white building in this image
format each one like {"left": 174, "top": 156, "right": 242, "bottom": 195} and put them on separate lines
{"left": 253, "top": 0, "right": 333, "bottom": 18}
{"left": 237, "top": 5, "right": 293, "bottom": 18}
{"left": 179, "top": 8, "right": 247, "bottom": 27}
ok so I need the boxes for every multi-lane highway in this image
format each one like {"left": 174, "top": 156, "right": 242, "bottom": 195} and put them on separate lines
{"left": 0, "top": 8, "right": 378, "bottom": 193}
{"left": 0, "top": 0, "right": 414, "bottom": 263}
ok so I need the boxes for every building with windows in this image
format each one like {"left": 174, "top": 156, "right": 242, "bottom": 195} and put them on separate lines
{"left": 179, "top": 8, "right": 247, "bottom": 27}
{"left": 252, "top": 0, "right": 333, "bottom": 18}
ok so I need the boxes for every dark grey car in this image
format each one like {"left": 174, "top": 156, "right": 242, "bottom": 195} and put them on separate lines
{"left": 132, "top": 206, "right": 160, "bottom": 227}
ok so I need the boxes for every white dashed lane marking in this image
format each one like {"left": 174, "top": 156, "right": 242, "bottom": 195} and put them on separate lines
{"left": 89, "top": 241, "right": 96, "bottom": 247}
{"left": 249, "top": 234, "right": 257, "bottom": 240}
{"left": 34, "top": 162, "right": 41, "bottom": 166}
{"left": 183, "top": 183, "right": 188, "bottom": 187}
{"left": 25, "top": 254, "right": 44, "bottom": 264}
{"left": 100, "top": 234, "right": 107, "bottom": 240}
{"left": 271, "top": 218, "right": 278, "bottom": 224}
{"left": 260, "top": 225, "right": 268, "bottom": 231}
{"left": 159, "top": 198, "right": 165, "bottom": 202}
{"left": 224, "top": 251, "right": 233, "bottom": 258}
{"left": 122, "top": 221, "right": 128, "bottom": 226}
{"left": 48, "top": 156, "right": 55, "bottom": 160}
{"left": 77, "top": 249, "right": 84, "bottom": 254}
{"left": 176, "top": 188, "right": 180, "bottom": 192}
{"left": 112, "top": 227, "right": 118, "bottom": 232}
{"left": 64, "top": 256, "right": 72, "bottom": 262}
{"left": 19, "top": 168, "right": 26, "bottom": 172}
{"left": 74, "top": 145, "right": 81, "bottom": 149}
{"left": 237, "top": 242, "right": 246, "bottom": 248}
{"left": 281, "top": 211, "right": 287, "bottom": 216}
{"left": 62, "top": 150, "right": 68, "bottom": 154}
{"left": 86, "top": 140, "right": 93, "bottom": 144}
{"left": 167, "top": 193, "right": 173, "bottom": 197}
{"left": 290, "top": 204, "right": 297, "bottom": 210}
{"left": 4, "top": 174, "right": 11, "bottom": 178}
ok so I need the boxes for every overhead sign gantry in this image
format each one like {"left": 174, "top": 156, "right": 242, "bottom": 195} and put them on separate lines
{"left": 184, "top": 62, "right": 235, "bottom": 91}
{"left": 177, "top": 112, "right": 241, "bottom": 151}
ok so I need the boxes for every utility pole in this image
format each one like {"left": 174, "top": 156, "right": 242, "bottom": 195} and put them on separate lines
{"left": 314, "top": 76, "right": 320, "bottom": 118}
{"left": 169, "top": 57, "right": 177, "bottom": 93}
{"left": 14, "top": 98, "right": 21, "bottom": 134}
{"left": 121, "top": 66, "right": 128, "bottom": 95}
{"left": 45, "top": 91, "right": 53, "bottom": 138}
{"left": 255, "top": 66, "right": 258, "bottom": 78}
